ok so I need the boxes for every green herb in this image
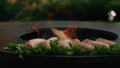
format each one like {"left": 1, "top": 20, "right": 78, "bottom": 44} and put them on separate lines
{"left": 71, "top": 45, "right": 88, "bottom": 55}
{"left": 49, "top": 40, "right": 66, "bottom": 55}
{"left": 109, "top": 44, "right": 120, "bottom": 55}
{"left": 4, "top": 42, "right": 25, "bottom": 59}
{"left": 90, "top": 45, "right": 109, "bottom": 55}
{"left": 3, "top": 40, "right": 120, "bottom": 59}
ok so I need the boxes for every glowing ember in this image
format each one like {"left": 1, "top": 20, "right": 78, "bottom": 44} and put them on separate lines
{"left": 63, "top": 26, "right": 77, "bottom": 39}
{"left": 32, "top": 23, "right": 40, "bottom": 38}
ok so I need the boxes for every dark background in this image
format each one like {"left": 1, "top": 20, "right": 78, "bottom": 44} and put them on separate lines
{"left": 0, "top": 0, "right": 120, "bottom": 22}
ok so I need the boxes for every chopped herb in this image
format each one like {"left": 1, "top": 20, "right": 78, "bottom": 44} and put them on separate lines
{"left": 3, "top": 40, "right": 120, "bottom": 59}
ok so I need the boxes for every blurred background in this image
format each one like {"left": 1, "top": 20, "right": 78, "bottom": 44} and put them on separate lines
{"left": 0, "top": 0, "right": 120, "bottom": 22}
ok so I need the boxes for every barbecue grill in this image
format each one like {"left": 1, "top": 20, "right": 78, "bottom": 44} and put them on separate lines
{"left": 0, "top": 21, "right": 120, "bottom": 66}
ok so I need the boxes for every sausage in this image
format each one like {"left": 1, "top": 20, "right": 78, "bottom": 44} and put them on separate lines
{"left": 82, "top": 39, "right": 109, "bottom": 48}
{"left": 96, "top": 38, "right": 116, "bottom": 45}
{"left": 25, "top": 38, "right": 51, "bottom": 50}
{"left": 71, "top": 39, "right": 95, "bottom": 51}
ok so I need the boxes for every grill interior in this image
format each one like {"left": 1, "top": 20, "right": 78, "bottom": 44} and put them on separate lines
{"left": 19, "top": 28, "right": 118, "bottom": 41}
